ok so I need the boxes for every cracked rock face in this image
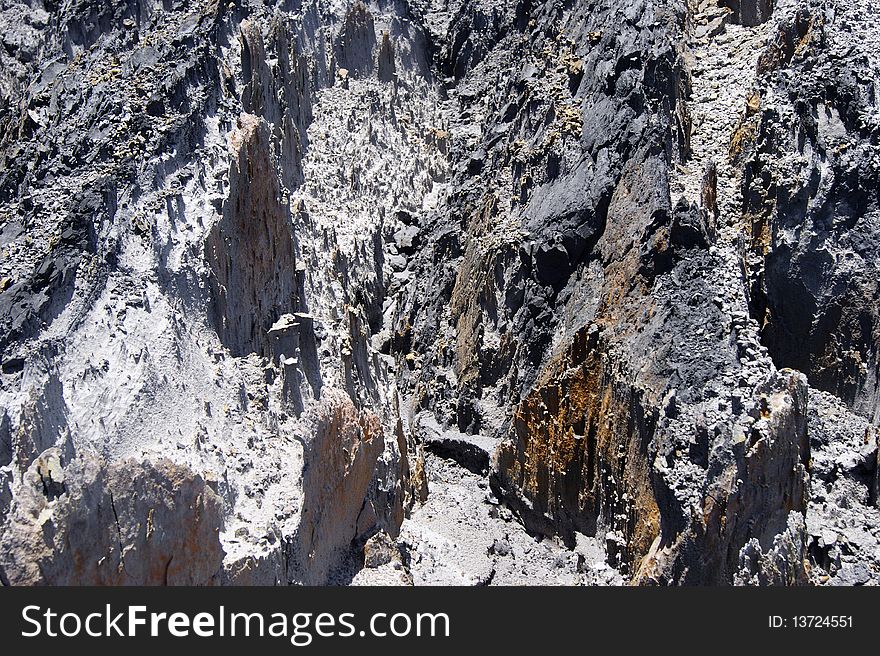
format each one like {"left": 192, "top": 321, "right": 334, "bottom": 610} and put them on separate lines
{"left": 1, "top": 451, "right": 223, "bottom": 585}
{"left": 0, "top": 0, "right": 878, "bottom": 585}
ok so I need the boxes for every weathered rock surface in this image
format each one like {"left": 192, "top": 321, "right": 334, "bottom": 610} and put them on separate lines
{"left": 0, "top": 450, "right": 223, "bottom": 585}
{"left": 744, "top": 1, "right": 880, "bottom": 424}
{"left": 294, "top": 392, "right": 391, "bottom": 584}
{"left": 0, "top": 0, "right": 878, "bottom": 585}
{"left": 803, "top": 390, "right": 880, "bottom": 585}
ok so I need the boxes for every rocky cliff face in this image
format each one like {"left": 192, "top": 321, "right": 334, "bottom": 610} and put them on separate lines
{"left": 0, "top": 0, "right": 877, "bottom": 585}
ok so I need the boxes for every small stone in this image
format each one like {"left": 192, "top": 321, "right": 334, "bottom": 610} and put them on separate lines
{"left": 489, "top": 538, "right": 511, "bottom": 557}
{"left": 364, "top": 531, "right": 398, "bottom": 568}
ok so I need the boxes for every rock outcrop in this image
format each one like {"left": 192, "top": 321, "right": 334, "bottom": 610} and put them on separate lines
{"left": 744, "top": 2, "right": 880, "bottom": 423}
{"left": 1, "top": 0, "right": 878, "bottom": 586}
{"left": 294, "top": 392, "right": 387, "bottom": 584}
{"left": 206, "top": 113, "right": 299, "bottom": 360}
{"left": 0, "top": 450, "right": 223, "bottom": 585}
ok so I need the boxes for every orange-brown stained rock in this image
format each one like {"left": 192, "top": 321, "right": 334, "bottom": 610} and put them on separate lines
{"left": 493, "top": 323, "right": 660, "bottom": 571}
{"left": 450, "top": 193, "right": 501, "bottom": 393}
{"left": 487, "top": 154, "right": 671, "bottom": 577}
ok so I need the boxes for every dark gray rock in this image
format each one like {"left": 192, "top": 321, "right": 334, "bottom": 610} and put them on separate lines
{"left": 744, "top": 1, "right": 880, "bottom": 423}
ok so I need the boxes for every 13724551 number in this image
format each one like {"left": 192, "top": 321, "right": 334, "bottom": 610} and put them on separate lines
{"left": 768, "top": 616, "right": 854, "bottom": 628}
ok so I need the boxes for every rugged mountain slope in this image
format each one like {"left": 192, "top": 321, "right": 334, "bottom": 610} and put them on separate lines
{"left": 0, "top": 0, "right": 877, "bottom": 585}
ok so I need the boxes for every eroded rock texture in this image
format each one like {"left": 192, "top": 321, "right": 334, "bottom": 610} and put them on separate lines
{"left": 0, "top": 0, "right": 878, "bottom": 585}
{"left": 1, "top": 450, "right": 223, "bottom": 585}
